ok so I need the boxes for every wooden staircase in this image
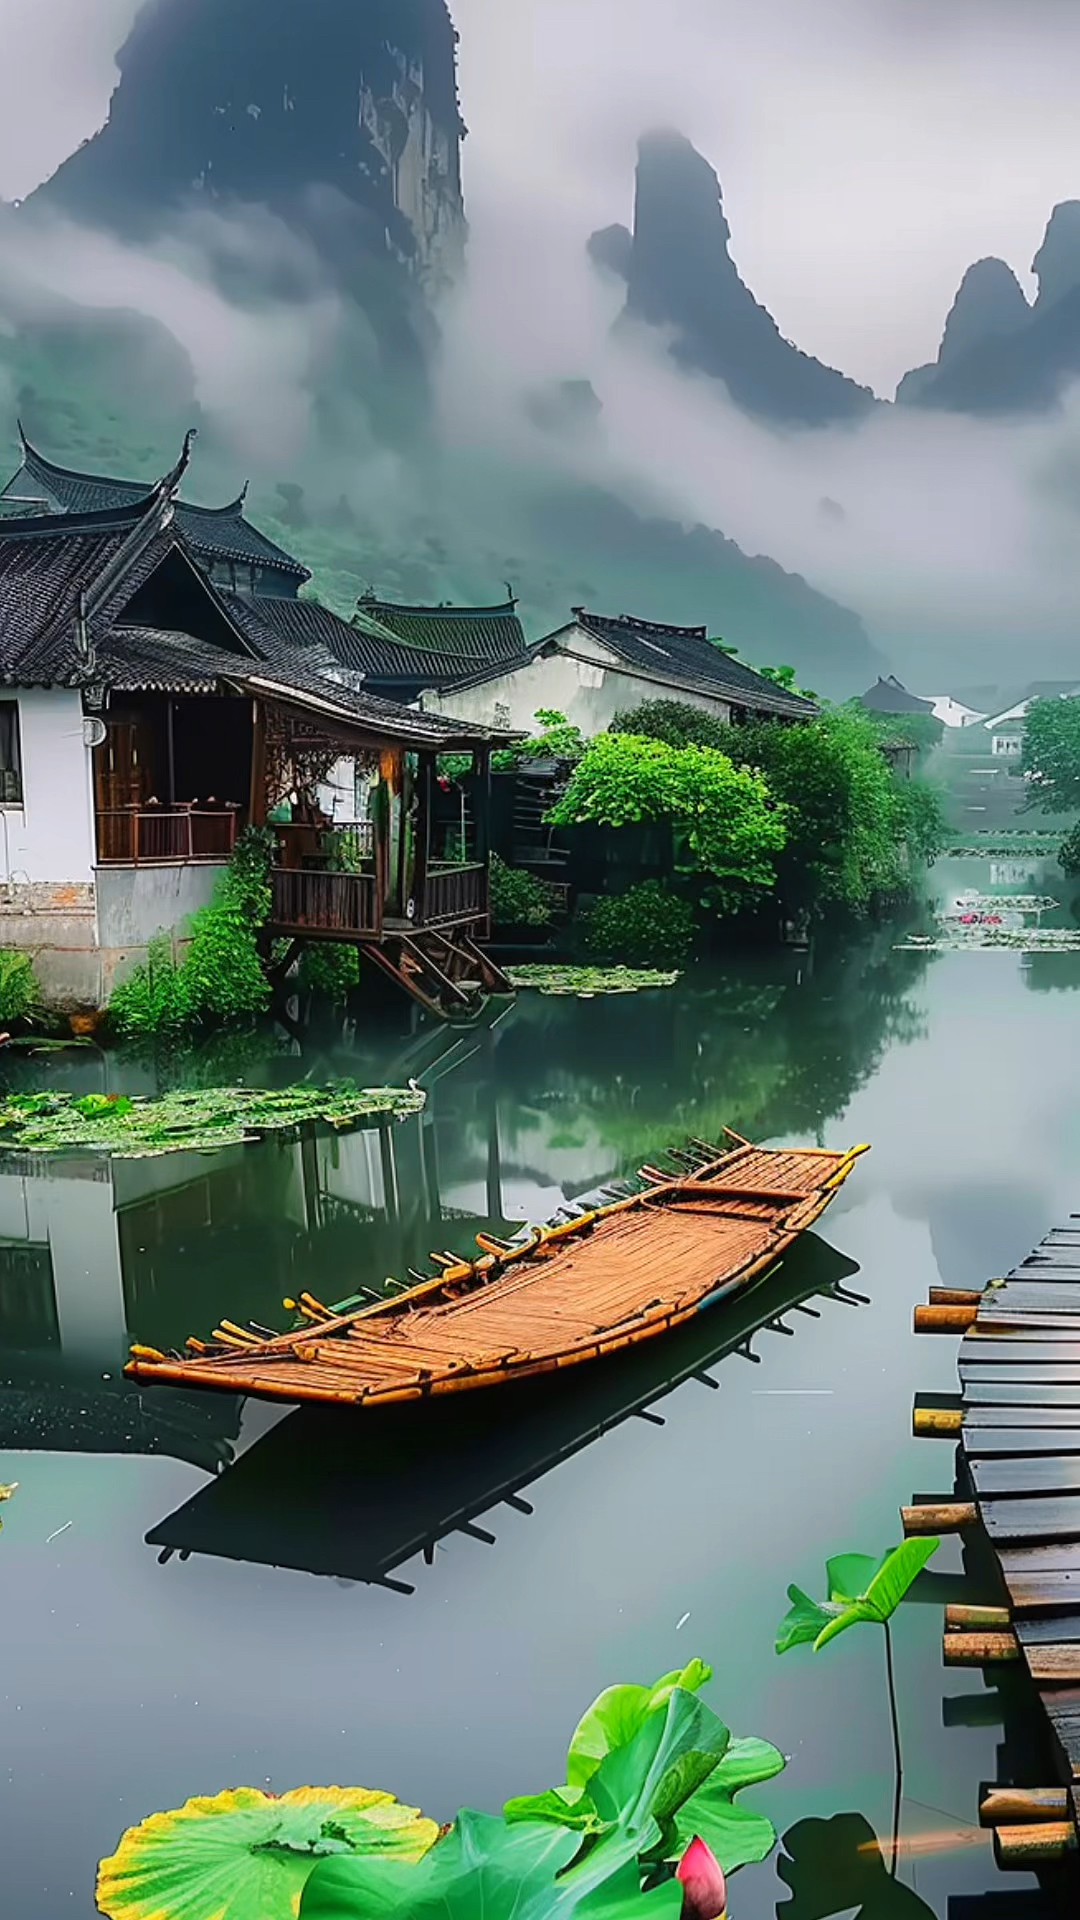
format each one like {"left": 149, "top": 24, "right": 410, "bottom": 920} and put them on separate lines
{"left": 362, "top": 928, "right": 514, "bottom": 1022}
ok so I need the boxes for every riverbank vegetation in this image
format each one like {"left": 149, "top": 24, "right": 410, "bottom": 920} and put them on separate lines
{"left": 109, "top": 829, "right": 276, "bottom": 1039}
{"left": 97, "top": 1658, "right": 780, "bottom": 1920}
{"left": 538, "top": 702, "right": 946, "bottom": 964}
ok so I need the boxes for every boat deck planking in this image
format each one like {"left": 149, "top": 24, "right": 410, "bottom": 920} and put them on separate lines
{"left": 125, "top": 1138, "right": 867, "bottom": 1409}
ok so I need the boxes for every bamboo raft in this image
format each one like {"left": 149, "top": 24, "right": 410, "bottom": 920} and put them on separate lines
{"left": 912, "top": 1221, "right": 1080, "bottom": 1875}
{"left": 125, "top": 1134, "right": 868, "bottom": 1409}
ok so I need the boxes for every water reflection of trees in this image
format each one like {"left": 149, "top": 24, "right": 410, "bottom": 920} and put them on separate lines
{"left": 489, "top": 926, "right": 933, "bottom": 1177}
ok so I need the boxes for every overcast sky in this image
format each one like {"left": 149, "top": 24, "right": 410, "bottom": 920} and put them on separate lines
{"left": 2, "top": 0, "right": 1080, "bottom": 393}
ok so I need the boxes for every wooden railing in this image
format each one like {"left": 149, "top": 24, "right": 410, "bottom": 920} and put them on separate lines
{"left": 271, "top": 868, "right": 380, "bottom": 935}
{"left": 419, "top": 863, "right": 488, "bottom": 926}
{"left": 273, "top": 821, "right": 375, "bottom": 870}
{"left": 96, "top": 807, "right": 240, "bottom": 865}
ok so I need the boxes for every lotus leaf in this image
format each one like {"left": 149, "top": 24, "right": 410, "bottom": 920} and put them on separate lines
{"left": 672, "top": 1736, "right": 786, "bottom": 1872}
{"left": 96, "top": 1784, "right": 438, "bottom": 1920}
{"left": 506, "top": 1666, "right": 781, "bottom": 1874}
{"left": 300, "top": 1810, "right": 681, "bottom": 1920}
{"left": 776, "top": 1539, "right": 940, "bottom": 1654}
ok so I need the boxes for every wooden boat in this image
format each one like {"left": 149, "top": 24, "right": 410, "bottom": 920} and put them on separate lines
{"left": 125, "top": 1134, "right": 869, "bottom": 1409}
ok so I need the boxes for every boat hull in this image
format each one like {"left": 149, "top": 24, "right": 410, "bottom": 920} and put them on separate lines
{"left": 125, "top": 1138, "right": 869, "bottom": 1409}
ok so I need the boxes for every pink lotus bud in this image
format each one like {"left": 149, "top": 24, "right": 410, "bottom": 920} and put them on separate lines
{"left": 676, "top": 1836, "right": 727, "bottom": 1919}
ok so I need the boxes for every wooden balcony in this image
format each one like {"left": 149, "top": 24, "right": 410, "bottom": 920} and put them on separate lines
{"left": 96, "top": 806, "right": 240, "bottom": 865}
{"left": 416, "top": 863, "right": 488, "bottom": 927}
{"left": 271, "top": 867, "right": 380, "bottom": 936}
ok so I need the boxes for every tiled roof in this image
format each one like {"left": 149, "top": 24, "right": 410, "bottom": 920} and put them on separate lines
{"left": 570, "top": 609, "right": 817, "bottom": 718}
{"left": 0, "top": 510, "right": 498, "bottom": 747}
{"left": 350, "top": 595, "right": 530, "bottom": 689}
{"left": 7, "top": 432, "right": 309, "bottom": 583}
{"left": 0, "top": 500, "right": 178, "bottom": 683}
{"left": 859, "top": 675, "right": 935, "bottom": 717}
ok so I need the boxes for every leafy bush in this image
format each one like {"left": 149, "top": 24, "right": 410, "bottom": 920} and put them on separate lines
{"left": 490, "top": 855, "right": 553, "bottom": 927}
{"left": 719, "top": 711, "right": 934, "bottom": 915}
{"left": 491, "top": 710, "right": 587, "bottom": 772}
{"left": 1060, "top": 822, "right": 1080, "bottom": 874}
{"left": 548, "top": 732, "right": 786, "bottom": 911}
{"left": 579, "top": 881, "right": 695, "bottom": 968}
{"left": 0, "top": 950, "right": 40, "bottom": 1025}
{"left": 855, "top": 707, "right": 944, "bottom": 754}
{"left": 1022, "top": 695, "right": 1080, "bottom": 811}
{"left": 297, "top": 943, "right": 362, "bottom": 1003}
{"left": 109, "top": 828, "right": 274, "bottom": 1039}
{"left": 609, "top": 700, "right": 730, "bottom": 752}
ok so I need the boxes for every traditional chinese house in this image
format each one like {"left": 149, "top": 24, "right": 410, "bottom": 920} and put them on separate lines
{"left": 0, "top": 434, "right": 505, "bottom": 1017}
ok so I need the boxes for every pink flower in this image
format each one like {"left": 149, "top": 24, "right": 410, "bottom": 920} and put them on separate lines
{"left": 676, "top": 1836, "right": 727, "bottom": 1919}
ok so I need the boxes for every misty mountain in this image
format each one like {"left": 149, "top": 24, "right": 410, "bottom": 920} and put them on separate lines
{"left": 589, "top": 131, "right": 878, "bottom": 426}
{"left": 0, "top": 0, "right": 882, "bottom": 697}
{"left": 897, "top": 202, "right": 1080, "bottom": 413}
{"left": 23, "top": 0, "right": 466, "bottom": 410}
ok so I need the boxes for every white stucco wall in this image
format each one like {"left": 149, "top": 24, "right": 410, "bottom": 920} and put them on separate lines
{"left": 1, "top": 688, "right": 95, "bottom": 884}
{"left": 420, "top": 630, "right": 732, "bottom": 737}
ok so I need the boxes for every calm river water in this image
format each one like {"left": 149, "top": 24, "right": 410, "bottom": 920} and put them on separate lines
{"left": 2, "top": 857, "right": 1078, "bottom": 1918}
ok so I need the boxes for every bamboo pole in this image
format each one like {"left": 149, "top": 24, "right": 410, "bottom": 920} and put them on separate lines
{"left": 946, "top": 1604, "right": 1012, "bottom": 1630}
{"left": 929, "top": 1288, "right": 983, "bottom": 1306}
{"left": 914, "top": 1304, "right": 979, "bottom": 1333}
{"left": 993, "top": 1822, "right": 1077, "bottom": 1867}
{"left": 902, "top": 1502, "right": 977, "bottom": 1534}
{"left": 942, "top": 1630, "right": 1019, "bottom": 1665}
{"left": 980, "top": 1786, "right": 1070, "bottom": 1826}
{"left": 913, "top": 1405, "right": 963, "bottom": 1437}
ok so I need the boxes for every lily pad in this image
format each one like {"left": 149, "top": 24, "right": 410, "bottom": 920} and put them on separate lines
{"left": 95, "top": 1784, "right": 438, "bottom": 1920}
{"left": 0, "top": 1083, "right": 425, "bottom": 1159}
{"left": 506, "top": 966, "right": 680, "bottom": 996}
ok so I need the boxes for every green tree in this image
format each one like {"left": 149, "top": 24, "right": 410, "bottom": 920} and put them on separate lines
{"left": 720, "top": 711, "right": 940, "bottom": 915}
{"left": 609, "top": 700, "right": 731, "bottom": 751}
{"left": 547, "top": 732, "right": 787, "bottom": 911}
{"left": 854, "top": 706, "right": 944, "bottom": 755}
{"left": 1022, "top": 695, "right": 1080, "bottom": 811}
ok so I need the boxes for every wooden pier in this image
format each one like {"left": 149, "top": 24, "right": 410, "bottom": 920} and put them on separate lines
{"left": 912, "top": 1219, "right": 1080, "bottom": 1878}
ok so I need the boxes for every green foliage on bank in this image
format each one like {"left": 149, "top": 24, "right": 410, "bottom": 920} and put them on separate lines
{"left": 297, "top": 943, "right": 362, "bottom": 1003}
{"left": 602, "top": 703, "right": 946, "bottom": 919}
{"left": 490, "top": 856, "right": 554, "bottom": 928}
{"left": 1022, "top": 695, "right": 1080, "bottom": 811}
{"left": 579, "top": 881, "right": 696, "bottom": 968}
{"left": 492, "top": 710, "right": 587, "bottom": 773}
{"left": 109, "top": 829, "right": 276, "bottom": 1039}
{"left": 0, "top": 951, "right": 41, "bottom": 1026}
{"left": 548, "top": 733, "right": 786, "bottom": 913}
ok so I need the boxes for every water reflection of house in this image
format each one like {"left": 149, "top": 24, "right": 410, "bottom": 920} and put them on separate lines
{"left": 0, "top": 433, "right": 503, "bottom": 1016}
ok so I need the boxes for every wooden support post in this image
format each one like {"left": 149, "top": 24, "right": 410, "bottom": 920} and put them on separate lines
{"left": 929, "top": 1287, "right": 983, "bottom": 1306}
{"left": 993, "top": 1821, "right": 1077, "bottom": 1867}
{"left": 902, "top": 1501, "right": 977, "bottom": 1535}
{"left": 914, "top": 1304, "right": 979, "bottom": 1333}
{"left": 943, "top": 1629, "right": 1019, "bottom": 1665}
{"left": 248, "top": 699, "right": 267, "bottom": 826}
{"left": 913, "top": 1404, "right": 963, "bottom": 1437}
{"left": 979, "top": 1785, "right": 1070, "bottom": 1826}
{"left": 946, "top": 1604, "right": 1012, "bottom": 1631}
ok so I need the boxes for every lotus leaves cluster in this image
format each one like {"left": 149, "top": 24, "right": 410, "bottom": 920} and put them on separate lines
{"left": 0, "top": 1083, "right": 425, "bottom": 1159}
{"left": 95, "top": 1662, "right": 781, "bottom": 1920}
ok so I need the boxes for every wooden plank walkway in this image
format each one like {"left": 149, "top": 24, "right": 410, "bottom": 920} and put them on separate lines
{"left": 913, "top": 1220, "right": 1080, "bottom": 1870}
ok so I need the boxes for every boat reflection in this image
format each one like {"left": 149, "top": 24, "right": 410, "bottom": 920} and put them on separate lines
{"left": 144, "top": 1232, "right": 863, "bottom": 1590}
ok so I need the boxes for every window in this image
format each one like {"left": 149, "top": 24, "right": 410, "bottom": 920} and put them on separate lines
{"left": 0, "top": 701, "right": 23, "bottom": 803}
